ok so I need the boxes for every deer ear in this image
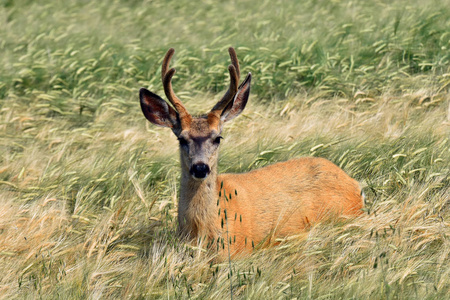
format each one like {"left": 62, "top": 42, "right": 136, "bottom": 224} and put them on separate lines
{"left": 139, "top": 88, "right": 180, "bottom": 129}
{"left": 221, "top": 73, "right": 251, "bottom": 122}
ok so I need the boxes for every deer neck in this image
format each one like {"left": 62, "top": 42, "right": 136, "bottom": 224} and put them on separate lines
{"left": 178, "top": 157, "right": 219, "bottom": 240}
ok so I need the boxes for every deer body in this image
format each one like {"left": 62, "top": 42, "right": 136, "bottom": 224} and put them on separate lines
{"left": 140, "top": 48, "right": 363, "bottom": 256}
{"left": 179, "top": 156, "right": 362, "bottom": 254}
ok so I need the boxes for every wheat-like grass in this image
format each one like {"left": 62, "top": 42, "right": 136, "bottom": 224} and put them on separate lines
{"left": 0, "top": 0, "right": 449, "bottom": 298}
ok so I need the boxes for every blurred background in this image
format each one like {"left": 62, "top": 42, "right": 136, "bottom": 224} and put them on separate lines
{"left": 1, "top": 0, "right": 449, "bottom": 113}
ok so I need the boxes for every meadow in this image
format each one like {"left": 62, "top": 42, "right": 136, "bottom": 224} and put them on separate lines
{"left": 0, "top": 0, "right": 449, "bottom": 298}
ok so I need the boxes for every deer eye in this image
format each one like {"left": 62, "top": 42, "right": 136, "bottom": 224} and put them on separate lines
{"left": 214, "top": 136, "right": 223, "bottom": 145}
{"left": 178, "top": 137, "right": 188, "bottom": 147}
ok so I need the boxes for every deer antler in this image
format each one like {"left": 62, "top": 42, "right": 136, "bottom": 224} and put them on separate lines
{"left": 161, "top": 48, "right": 192, "bottom": 129}
{"left": 209, "top": 47, "right": 241, "bottom": 117}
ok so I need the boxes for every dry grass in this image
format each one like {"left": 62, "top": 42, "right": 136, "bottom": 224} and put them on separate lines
{"left": 1, "top": 92, "right": 449, "bottom": 298}
{"left": 0, "top": 0, "right": 449, "bottom": 298}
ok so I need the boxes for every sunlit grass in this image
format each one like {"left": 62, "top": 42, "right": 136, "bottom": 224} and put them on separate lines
{"left": 0, "top": 0, "right": 449, "bottom": 299}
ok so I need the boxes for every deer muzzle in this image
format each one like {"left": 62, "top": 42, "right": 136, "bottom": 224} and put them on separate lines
{"left": 190, "top": 163, "right": 210, "bottom": 180}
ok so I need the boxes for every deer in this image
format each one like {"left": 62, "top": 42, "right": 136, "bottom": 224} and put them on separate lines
{"left": 139, "top": 47, "right": 364, "bottom": 257}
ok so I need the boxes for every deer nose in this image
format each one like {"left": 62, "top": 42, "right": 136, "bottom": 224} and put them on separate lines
{"left": 190, "top": 163, "right": 210, "bottom": 179}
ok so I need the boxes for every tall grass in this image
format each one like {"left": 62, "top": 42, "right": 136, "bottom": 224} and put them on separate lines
{"left": 0, "top": 0, "right": 449, "bottom": 298}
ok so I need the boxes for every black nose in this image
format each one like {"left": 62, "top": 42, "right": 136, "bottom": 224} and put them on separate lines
{"left": 190, "top": 163, "right": 210, "bottom": 179}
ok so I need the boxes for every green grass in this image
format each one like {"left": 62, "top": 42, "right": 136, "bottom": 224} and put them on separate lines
{"left": 0, "top": 0, "right": 449, "bottom": 298}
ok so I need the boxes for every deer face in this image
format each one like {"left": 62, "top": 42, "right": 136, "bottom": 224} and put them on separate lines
{"left": 139, "top": 48, "right": 251, "bottom": 181}
{"left": 177, "top": 116, "right": 222, "bottom": 180}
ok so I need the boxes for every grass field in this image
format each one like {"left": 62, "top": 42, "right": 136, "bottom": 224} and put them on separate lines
{"left": 0, "top": 0, "right": 449, "bottom": 298}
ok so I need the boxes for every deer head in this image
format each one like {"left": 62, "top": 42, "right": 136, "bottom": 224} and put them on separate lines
{"left": 140, "top": 48, "right": 251, "bottom": 180}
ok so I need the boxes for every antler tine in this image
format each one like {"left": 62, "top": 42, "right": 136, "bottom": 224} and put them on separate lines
{"left": 161, "top": 48, "right": 192, "bottom": 128}
{"left": 210, "top": 47, "right": 241, "bottom": 116}
{"left": 228, "top": 47, "right": 240, "bottom": 78}
{"left": 161, "top": 48, "right": 175, "bottom": 82}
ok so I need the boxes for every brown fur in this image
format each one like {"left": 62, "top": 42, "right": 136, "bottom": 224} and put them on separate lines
{"left": 139, "top": 48, "right": 364, "bottom": 258}
{"left": 176, "top": 117, "right": 363, "bottom": 257}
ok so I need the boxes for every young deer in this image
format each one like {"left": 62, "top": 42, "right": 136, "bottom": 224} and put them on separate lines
{"left": 139, "top": 48, "right": 364, "bottom": 256}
